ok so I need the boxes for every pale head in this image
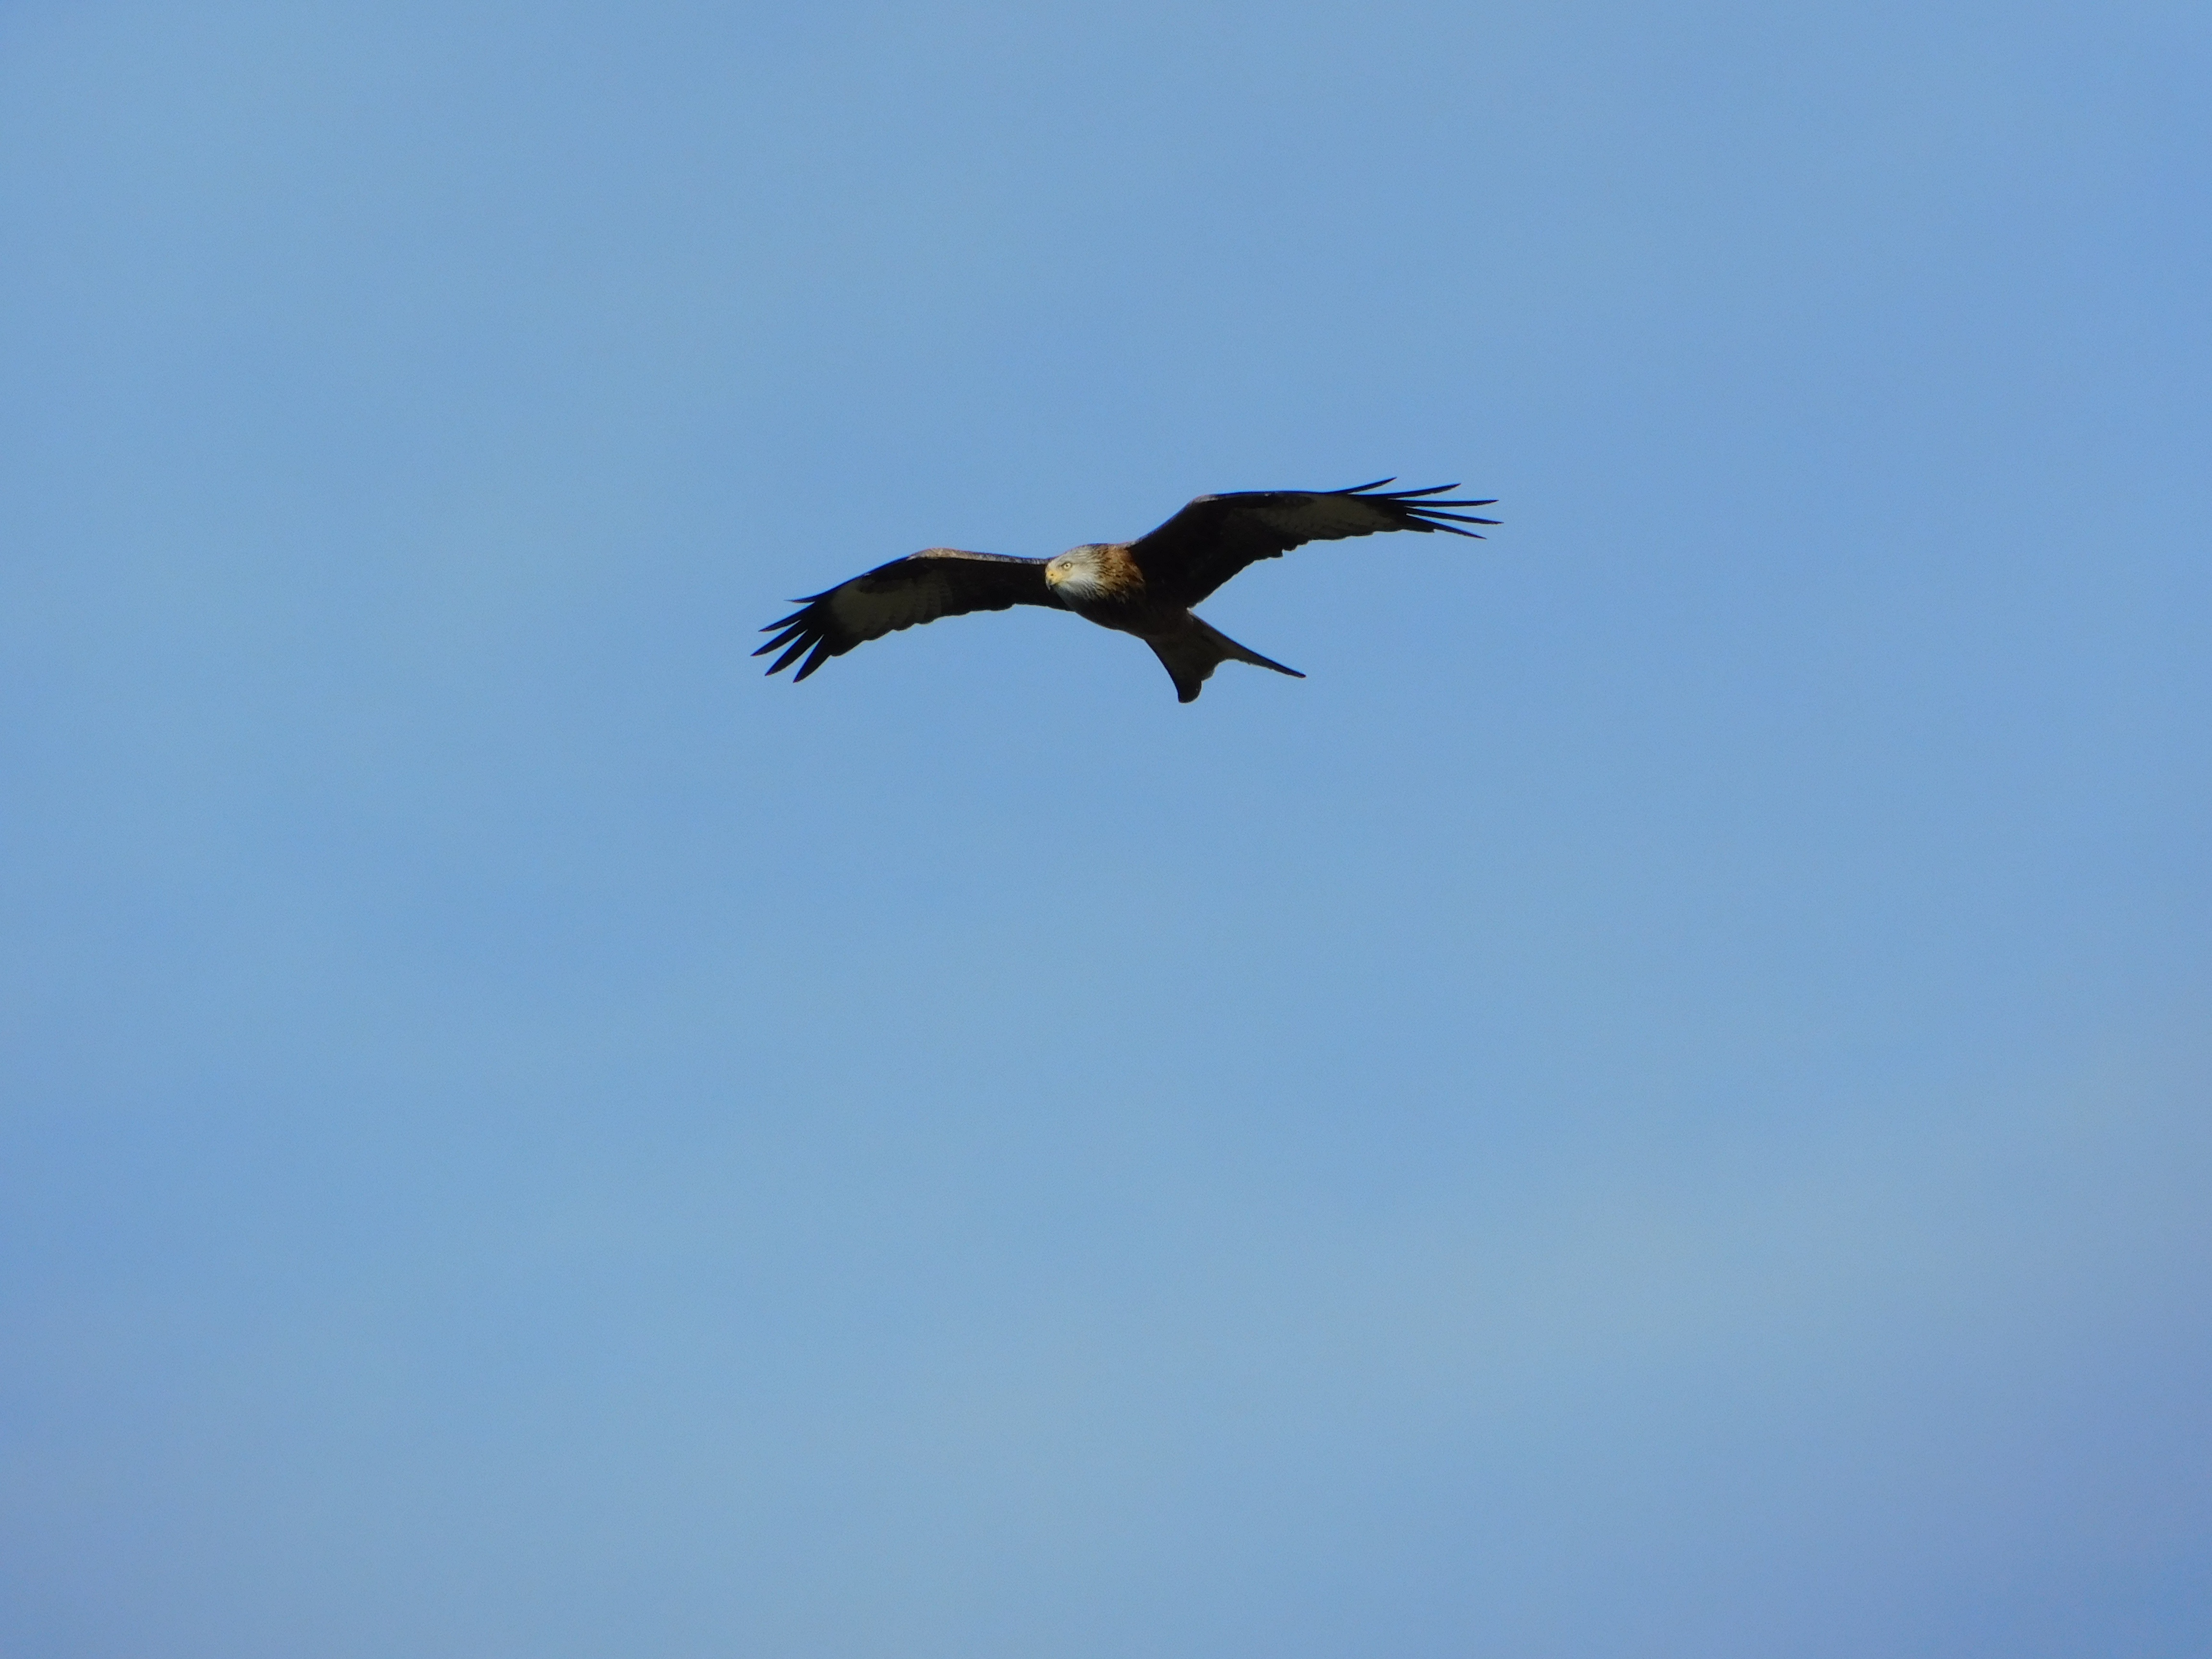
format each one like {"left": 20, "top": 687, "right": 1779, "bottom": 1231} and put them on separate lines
{"left": 1044, "top": 545, "right": 1113, "bottom": 603}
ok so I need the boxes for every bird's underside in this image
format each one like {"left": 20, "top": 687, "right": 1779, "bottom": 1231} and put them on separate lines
{"left": 756, "top": 479, "right": 1498, "bottom": 702}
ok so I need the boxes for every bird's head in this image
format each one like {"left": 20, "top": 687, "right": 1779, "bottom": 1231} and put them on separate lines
{"left": 1045, "top": 546, "right": 1109, "bottom": 603}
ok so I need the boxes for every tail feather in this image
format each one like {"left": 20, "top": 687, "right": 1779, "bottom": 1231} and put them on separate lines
{"left": 1148, "top": 615, "right": 1305, "bottom": 703}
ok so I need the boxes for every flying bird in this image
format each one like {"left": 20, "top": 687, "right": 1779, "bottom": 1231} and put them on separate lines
{"left": 757, "top": 479, "right": 1499, "bottom": 702}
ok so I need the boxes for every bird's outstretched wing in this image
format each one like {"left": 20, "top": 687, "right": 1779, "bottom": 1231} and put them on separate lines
{"left": 1128, "top": 480, "right": 1498, "bottom": 608}
{"left": 757, "top": 548, "right": 1058, "bottom": 682}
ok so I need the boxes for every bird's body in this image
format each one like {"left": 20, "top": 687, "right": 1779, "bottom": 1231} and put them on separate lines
{"left": 757, "top": 480, "right": 1497, "bottom": 702}
{"left": 1042, "top": 541, "right": 1309, "bottom": 700}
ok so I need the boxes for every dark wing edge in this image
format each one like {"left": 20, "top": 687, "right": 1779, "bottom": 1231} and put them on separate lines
{"left": 756, "top": 548, "right": 1056, "bottom": 682}
{"left": 1273, "top": 478, "right": 1503, "bottom": 539}
{"left": 1129, "top": 479, "right": 1501, "bottom": 606}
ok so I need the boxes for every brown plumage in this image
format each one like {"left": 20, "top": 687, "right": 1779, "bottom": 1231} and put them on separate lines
{"left": 757, "top": 479, "right": 1498, "bottom": 702}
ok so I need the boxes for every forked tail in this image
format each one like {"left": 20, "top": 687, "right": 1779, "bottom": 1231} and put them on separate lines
{"left": 1147, "top": 615, "right": 1305, "bottom": 703}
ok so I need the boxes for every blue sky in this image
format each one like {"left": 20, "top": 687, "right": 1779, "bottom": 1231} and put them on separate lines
{"left": 3, "top": 1, "right": 2208, "bottom": 1654}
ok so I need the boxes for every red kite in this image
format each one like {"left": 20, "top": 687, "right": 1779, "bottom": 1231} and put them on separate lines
{"left": 757, "top": 480, "right": 1498, "bottom": 702}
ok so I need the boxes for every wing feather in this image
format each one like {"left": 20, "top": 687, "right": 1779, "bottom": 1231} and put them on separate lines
{"left": 1128, "top": 480, "right": 1498, "bottom": 608}
{"left": 756, "top": 548, "right": 1058, "bottom": 682}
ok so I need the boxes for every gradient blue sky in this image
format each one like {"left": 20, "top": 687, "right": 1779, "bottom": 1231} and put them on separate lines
{"left": 4, "top": 2, "right": 2208, "bottom": 1654}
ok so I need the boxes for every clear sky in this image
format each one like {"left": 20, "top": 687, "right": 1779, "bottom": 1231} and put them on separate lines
{"left": 3, "top": 2, "right": 2208, "bottom": 1654}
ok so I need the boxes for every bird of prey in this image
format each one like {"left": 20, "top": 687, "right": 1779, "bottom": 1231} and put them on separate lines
{"left": 757, "top": 479, "right": 1499, "bottom": 702}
